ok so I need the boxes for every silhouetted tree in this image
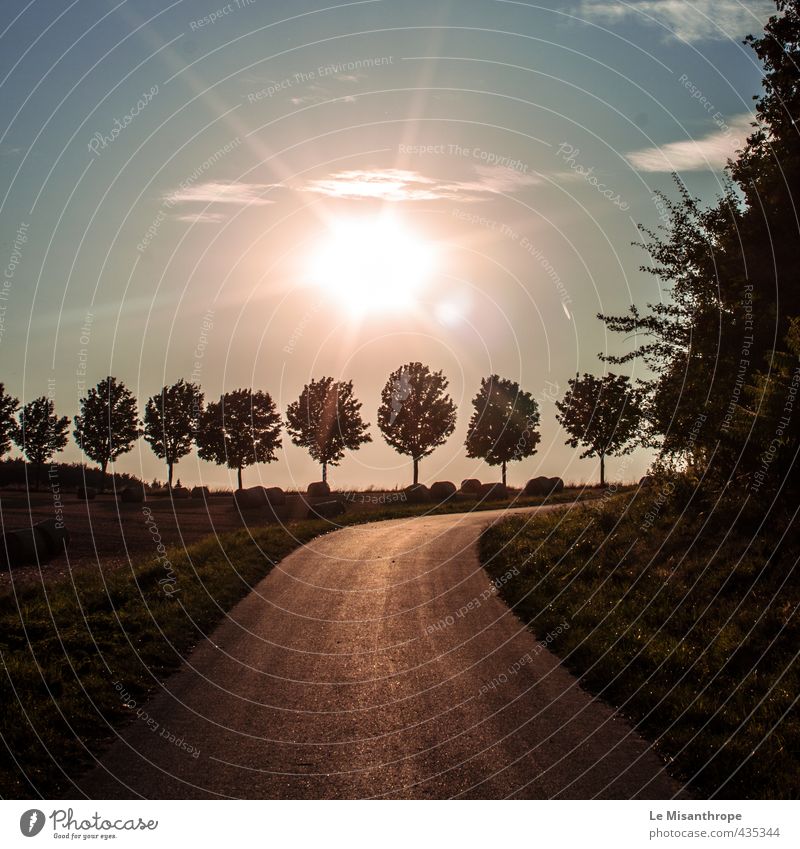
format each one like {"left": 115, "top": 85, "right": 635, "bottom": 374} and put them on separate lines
{"left": 13, "top": 396, "right": 70, "bottom": 489}
{"left": 556, "top": 373, "right": 642, "bottom": 486}
{"left": 465, "top": 375, "right": 540, "bottom": 485}
{"left": 143, "top": 379, "right": 204, "bottom": 487}
{"left": 377, "top": 362, "right": 456, "bottom": 485}
{"left": 73, "top": 376, "right": 141, "bottom": 491}
{"left": 598, "top": 2, "right": 800, "bottom": 487}
{"left": 285, "top": 377, "right": 371, "bottom": 483}
{"left": 0, "top": 383, "right": 19, "bottom": 459}
{"left": 198, "top": 388, "right": 282, "bottom": 489}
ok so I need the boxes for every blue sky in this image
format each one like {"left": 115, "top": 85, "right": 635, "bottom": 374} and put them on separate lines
{"left": 0, "top": 0, "right": 771, "bottom": 488}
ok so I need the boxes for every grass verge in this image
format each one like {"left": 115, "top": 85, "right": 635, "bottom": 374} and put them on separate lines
{"left": 0, "top": 521, "right": 328, "bottom": 797}
{"left": 479, "top": 485, "right": 799, "bottom": 799}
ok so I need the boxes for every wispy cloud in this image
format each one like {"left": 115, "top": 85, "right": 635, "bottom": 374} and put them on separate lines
{"left": 579, "top": 0, "right": 773, "bottom": 43}
{"left": 164, "top": 180, "right": 277, "bottom": 206}
{"left": 300, "top": 166, "right": 542, "bottom": 202}
{"left": 625, "top": 114, "right": 753, "bottom": 171}
{"left": 175, "top": 211, "right": 228, "bottom": 224}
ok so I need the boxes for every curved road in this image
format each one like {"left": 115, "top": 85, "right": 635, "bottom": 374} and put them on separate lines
{"left": 80, "top": 505, "right": 681, "bottom": 799}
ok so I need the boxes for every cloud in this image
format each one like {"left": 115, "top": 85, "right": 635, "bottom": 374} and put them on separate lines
{"left": 175, "top": 212, "right": 227, "bottom": 224}
{"left": 300, "top": 166, "right": 542, "bottom": 201}
{"left": 579, "top": 0, "right": 773, "bottom": 43}
{"left": 164, "top": 180, "right": 277, "bottom": 206}
{"left": 625, "top": 114, "right": 753, "bottom": 171}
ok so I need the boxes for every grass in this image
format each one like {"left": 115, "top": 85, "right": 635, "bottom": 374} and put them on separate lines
{"left": 0, "top": 521, "right": 332, "bottom": 798}
{"left": 478, "top": 482, "right": 800, "bottom": 799}
{"left": 0, "top": 485, "right": 598, "bottom": 798}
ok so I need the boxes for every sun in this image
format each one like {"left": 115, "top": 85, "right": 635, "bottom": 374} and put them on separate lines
{"left": 307, "top": 214, "right": 438, "bottom": 314}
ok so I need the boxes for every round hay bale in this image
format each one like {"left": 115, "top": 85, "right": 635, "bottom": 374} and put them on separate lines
{"left": 234, "top": 486, "right": 268, "bottom": 510}
{"left": 307, "top": 500, "right": 346, "bottom": 520}
{"left": 478, "top": 482, "right": 508, "bottom": 501}
{"left": 119, "top": 485, "right": 145, "bottom": 503}
{"left": 524, "top": 476, "right": 552, "bottom": 496}
{"left": 404, "top": 484, "right": 431, "bottom": 504}
{"left": 76, "top": 485, "right": 96, "bottom": 501}
{"left": 265, "top": 486, "right": 286, "bottom": 506}
{"left": 171, "top": 486, "right": 190, "bottom": 499}
{"left": 1, "top": 525, "right": 52, "bottom": 568}
{"left": 460, "top": 478, "right": 482, "bottom": 495}
{"left": 430, "top": 481, "right": 457, "bottom": 501}
{"left": 547, "top": 476, "right": 565, "bottom": 493}
{"left": 190, "top": 486, "right": 209, "bottom": 499}
{"left": 307, "top": 481, "right": 331, "bottom": 498}
{"left": 35, "top": 519, "right": 70, "bottom": 557}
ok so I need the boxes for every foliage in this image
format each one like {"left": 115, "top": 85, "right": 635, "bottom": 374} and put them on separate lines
{"left": 480, "top": 487, "right": 800, "bottom": 799}
{"left": 285, "top": 377, "right": 371, "bottom": 482}
{"left": 197, "top": 388, "right": 282, "bottom": 489}
{"left": 555, "top": 373, "right": 642, "bottom": 484}
{"left": 143, "top": 380, "right": 204, "bottom": 486}
{"left": 377, "top": 362, "right": 457, "bottom": 484}
{"left": 0, "top": 383, "right": 19, "bottom": 459}
{"left": 598, "top": 1, "right": 800, "bottom": 490}
{"left": 13, "top": 397, "right": 70, "bottom": 489}
{"left": 464, "top": 375, "right": 540, "bottom": 484}
{"left": 73, "top": 377, "right": 141, "bottom": 488}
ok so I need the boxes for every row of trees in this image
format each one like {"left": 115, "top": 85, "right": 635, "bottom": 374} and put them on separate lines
{"left": 0, "top": 365, "right": 643, "bottom": 491}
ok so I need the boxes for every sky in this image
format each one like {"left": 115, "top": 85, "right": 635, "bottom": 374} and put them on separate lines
{"left": 0, "top": 0, "right": 772, "bottom": 490}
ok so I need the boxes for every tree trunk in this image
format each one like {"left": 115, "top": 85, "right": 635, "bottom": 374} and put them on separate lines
{"left": 100, "top": 458, "right": 108, "bottom": 493}
{"left": 600, "top": 453, "right": 605, "bottom": 487}
{"left": 237, "top": 465, "right": 243, "bottom": 490}
{"left": 413, "top": 457, "right": 419, "bottom": 486}
{"left": 501, "top": 460, "right": 507, "bottom": 487}
{"left": 322, "top": 461, "right": 327, "bottom": 483}
{"left": 168, "top": 462, "right": 174, "bottom": 489}
{"left": 35, "top": 462, "right": 41, "bottom": 492}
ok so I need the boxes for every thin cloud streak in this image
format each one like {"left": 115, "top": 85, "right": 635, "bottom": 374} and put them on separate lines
{"left": 300, "top": 166, "right": 542, "bottom": 202}
{"left": 164, "top": 180, "right": 277, "bottom": 206}
{"left": 625, "top": 114, "right": 753, "bottom": 172}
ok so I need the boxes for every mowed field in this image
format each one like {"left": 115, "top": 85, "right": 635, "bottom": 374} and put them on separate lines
{"left": 0, "top": 487, "right": 406, "bottom": 587}
{"left": 0, "top": 485, "right": 580, "bottom": 587}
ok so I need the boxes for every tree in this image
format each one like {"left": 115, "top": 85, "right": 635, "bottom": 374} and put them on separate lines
{"left": 143, "top": 379, "right": 204, "bottom": 487}
{"left": 0, "top": 383, "right": 19, "bottom": 459}
{"left": 13, "top": 397, "right": 70, "bottom": 489}
{"left": 465, "top": 375, "right": 540, "bottom": 485}
{"left": 73, "top": 376, "right": 141, "bottom": 491}
{"left": 555, "top": 373, "right": 642, "bottom": 486}
{"left": 285, "top": 377, "right": 371, "bottom": 483}
{"left": 377, "top": 362, "right": 457, "bottom": 485}
{"left": 197, "top": 388, "right": 282, "bottom": 489}
{"left": 597, "top": 2, "right": 800, "bottom": 485}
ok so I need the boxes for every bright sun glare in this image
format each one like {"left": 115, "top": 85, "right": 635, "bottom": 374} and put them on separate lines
{"left": 308, "top": 215, "right": 438, "bottom": 314}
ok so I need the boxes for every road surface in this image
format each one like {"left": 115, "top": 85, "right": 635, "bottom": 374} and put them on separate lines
{"left": 79, "top": 505, "right": 682, "bottom": 799}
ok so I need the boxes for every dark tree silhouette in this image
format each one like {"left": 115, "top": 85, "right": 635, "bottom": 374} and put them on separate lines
{"left": 555, "top": 373, "right": 642, "bottom": 486}
{"left": 13, "top": 396, "right": 69, "bottom": 489}
{"left": 198, "top": 388, "right": 282, "bottom": 489}
{"left": 0, "top": 383, "right": 19, "bottom": 459}
{"left": 377, "top": 362, "right": 457, "bottom": 485}
{"left": 465, "top": 375, "right": 540, "bottom": 485}
{"left": 73, "top": 376, "right": 141, "bottom": 491}
{"left": 143, "top": 379, "right": 204, "bottom": 488}
{"left": 285, "top": 377, "right": 371, "bottom": 483}
{"left": 597, "top": 2, "right": 800, "bottom": 487}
